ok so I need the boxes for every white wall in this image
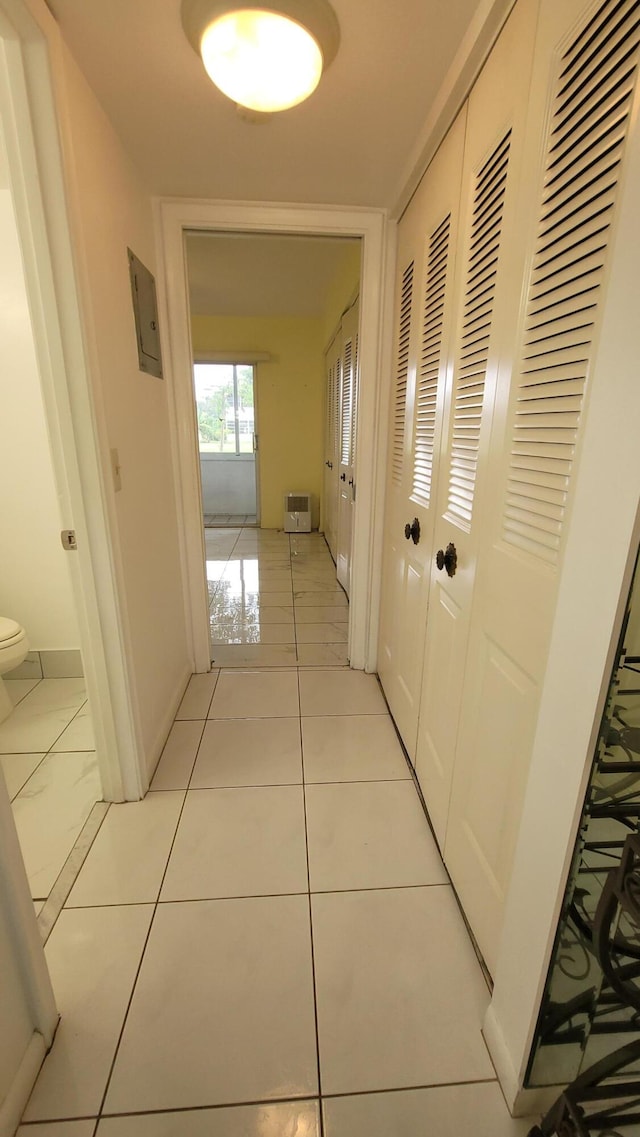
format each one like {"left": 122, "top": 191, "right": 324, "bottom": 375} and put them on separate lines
{"left": 54, "top": 42, "right": 190, "bottom": 775}
{"left": 0, "top": 184, "right": 79, "bottom": 649}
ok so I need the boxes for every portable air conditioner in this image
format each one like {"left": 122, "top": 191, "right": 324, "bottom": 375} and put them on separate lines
{"left": 284, "top": 493, "right": 311, "bottom": 533}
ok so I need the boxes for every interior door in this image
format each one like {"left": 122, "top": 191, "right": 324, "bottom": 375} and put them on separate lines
{"left": 377, "top": 112, "right": 466, "bottom": 758}
{"left": 323, "top": 344, "right": 340, "bottom": 559}
{"left": 413, "top": 0, "right": 538, "bottom": 846}
{"left": 443, "top": 0, "right": 640, "bottom": 974}
{"left": 336, "top": 300, "right": 359, "bottom": 594}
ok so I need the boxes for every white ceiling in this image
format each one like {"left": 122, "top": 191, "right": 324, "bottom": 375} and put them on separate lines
{"left": 46, "top": 0, "right": 488, "bottom": 209}
{"left": 186, "top": 232, "right": 360, "bottom": 316}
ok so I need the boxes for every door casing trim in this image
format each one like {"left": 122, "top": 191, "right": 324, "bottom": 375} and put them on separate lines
{"left": 155, "top": 198, "right": 393, "bottom": 672}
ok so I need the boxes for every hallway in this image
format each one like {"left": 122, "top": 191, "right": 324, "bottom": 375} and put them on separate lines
{"left": 206, "top": 528, "right": 349, "bottom": 667}
{"left": 17, "top": 536, "right": 533, "bottom": 1136}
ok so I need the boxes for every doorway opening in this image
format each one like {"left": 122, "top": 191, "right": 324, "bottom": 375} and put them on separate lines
{"left": 181, "top": 227, "right": 365, "bottom": 667}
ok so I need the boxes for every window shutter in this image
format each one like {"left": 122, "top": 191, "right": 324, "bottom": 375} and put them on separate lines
{"left": 412, "top": 215, "right": 451, "bottom": 508}
{"left": 333, "top": 359, "right": 341, "bottom": 459}
{"left": 447, "top": 131, "right": 512, "bottom": 528}
{"left": 502, "top": 0, "right": 640, "bottom": 564}
{"left": 392, "top": 261, "right": 415, "bottom": 486}
{"left": 351, "top": 333, "right": 359, "bottom": 466}
{"left": 341, "top": 338, "right": 353, "bottom": 466}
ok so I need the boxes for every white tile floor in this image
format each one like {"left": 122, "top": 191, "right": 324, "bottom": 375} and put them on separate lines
{"left": 17, "top": 532, "right": 537, "bottom": 1135}
{"left": 0, "top": 678, "right": 100, "bottom": 901}
{"left": 206, "top": 527, "right": 349, "bottom": 666}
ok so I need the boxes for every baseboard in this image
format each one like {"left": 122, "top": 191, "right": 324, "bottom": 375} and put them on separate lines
{"left": 8, "top": 649, "right": 83, "bottom": 680}
{"left": 145, "top": 663, "right": 193, "bottom": 786}
{"left": 0, "top": 1031, "right": 47, "bottom": 1137}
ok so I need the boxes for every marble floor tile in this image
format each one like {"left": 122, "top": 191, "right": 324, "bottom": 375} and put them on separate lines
{"left": 301, "top": 715, "right": 410, "bottom": 782}
{"left": 295, "top": 622, "right": 348, "bottom": 644}
{"left": 296, "top": 645, "right": 350, "bottom": 667}
{"left": 97, "top": 1101, "right": 321, "bottom": 1137}
{"left": 305, "top": 781, "right": 448, "bottom": 891}
{"left": 0, "top": 678, "right": 87, "bottom": 753}
{"left": 175, "top": 672, "right": 220, "bottom": 719}
{"left": 323, "top": 1084, "right": 534, "bottom": 1137}
{"left": 5, "top": 678, "right": 41, "bottom": 705}
{"left": 210, "top": 623, "right": 295, "bottom": 645}
{"left": 104, "top": 896, "right": 318, "bottom": 1113}
{"left": 294, "top": 591, "right": 348, "bottom": 606}
{"left": 66, "top": 791, "right": 185, "bottom": 906}
{"left": 299, "top": 670, "right": 387, "bottom": 716}
{"left": 0, "top": 751, "right": 46, "bottom": 800}
{"left": 294, "top": 606, "right": 350, "bottom": 623}
{"left": 149, "top": 720, "right": 205, "bottom": 790}
{"left": 18, "top": 1123, "right": 96, "bottom": 1137}
{"left": 312, "top": 886, "right": 493, "bottom": 1095}
{"left": 161, "top": 785, "right": 308, "bottom": 900}
{"left": 210, "top": 603, "right": 294, "bottom": 624}
{"left": 191, "top": 717, "right": 302, "bottom": 787}
{"left": 23, "top": 904, "right": 153, "bottom": 1120}
{"left": 209, "top": 669, "right": 299, "bottom": 718}
{"left": 210, "top": 644, "right": 298, "bottom": 667}
{"left": 12, "top": 751, "right": 102, "bottom": 898}
{"left": 51, "top": 703, "right": 95, "bottom": 752}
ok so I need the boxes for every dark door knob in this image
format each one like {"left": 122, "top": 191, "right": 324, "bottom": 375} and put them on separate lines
{"left": 325, "top": 460, "right": 333, "bottom": 469}
{"left": 404, "top": 518, "right": 420, "bottom": 544}
{"left": 436, "top": 542, "right": 457, "bottom": 577}
{"left": 340, "top": 472, "right": 346, "bottom": 481}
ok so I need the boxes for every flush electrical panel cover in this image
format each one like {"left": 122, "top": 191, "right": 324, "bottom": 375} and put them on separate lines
{"left": 128, "top": 248, "right": 163, "bottom": 378}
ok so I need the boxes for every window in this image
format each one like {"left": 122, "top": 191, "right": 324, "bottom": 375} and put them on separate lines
{"left": 193, "top": 362, "right": 255, "bottom": 455}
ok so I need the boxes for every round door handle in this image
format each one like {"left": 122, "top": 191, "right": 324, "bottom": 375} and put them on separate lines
{"left": 436, "top": 542, "right": 457, "bottom": 577}
{"left": 404, "top": 518, "right": 420, "bottom": 544}
{"left": 340, "top": 472, "right": 346, "bottom": 481}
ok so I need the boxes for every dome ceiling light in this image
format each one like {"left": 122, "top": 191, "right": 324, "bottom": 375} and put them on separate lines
{"left": 181, "top": 0, "right": 341, "bottom": 113}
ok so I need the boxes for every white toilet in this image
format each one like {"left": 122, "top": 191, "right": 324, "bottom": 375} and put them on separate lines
{"left": 0, "top": 617, "right": 29, "bottom": 725}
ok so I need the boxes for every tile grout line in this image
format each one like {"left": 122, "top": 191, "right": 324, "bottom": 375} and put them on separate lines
{"left": 94, "top": 714, "right": 209, "bottom": 1123}
{"left": 297, "top": 664, "right": 325, "bottom": 1137}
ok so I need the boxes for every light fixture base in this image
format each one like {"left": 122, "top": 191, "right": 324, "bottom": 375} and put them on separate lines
{"left": 181, "top": 0, "right": 341, "bottom": 89}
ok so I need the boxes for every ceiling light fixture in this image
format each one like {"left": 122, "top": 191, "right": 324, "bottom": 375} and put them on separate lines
{"left": 181, "top": 0, "right": 340, "bottom": 113}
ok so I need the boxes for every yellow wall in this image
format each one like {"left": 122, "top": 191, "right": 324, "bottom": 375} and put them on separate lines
{"left": 191, "top": 315, "right": 325, "bottom": 529}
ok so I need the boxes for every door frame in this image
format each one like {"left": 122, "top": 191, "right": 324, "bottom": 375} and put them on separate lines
{"left": 0, "top": 0, "right": 145, "bottom": 801}
{"left": 155, "top": 199, "right": 392, "bottom": 673}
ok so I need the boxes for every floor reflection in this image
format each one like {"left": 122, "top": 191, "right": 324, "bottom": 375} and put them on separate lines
{"left": 204, "top": 527, "right": 348, "bottom": 667}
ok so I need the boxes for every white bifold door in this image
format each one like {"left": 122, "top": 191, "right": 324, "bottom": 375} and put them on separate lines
{"left": 323, "top": 298, "right": 360, "bottom": 596}
{"left": 377, "top": 110, "right": 466, "bottom": 758}
{"left": 378, "top": 0, "right": 640, "bottom": 974}
{"left": 323, "top": 340, "right": 341, "bottom": 560}
{"left": 336, "top": 302, "right": 358, "bottom": 595}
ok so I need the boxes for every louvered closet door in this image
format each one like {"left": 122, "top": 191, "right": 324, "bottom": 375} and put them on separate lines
{"left": 413, "top": 0, "right": 539, "bottom": 848}
{"left": 336, "top": 300, "right": 359, "bottom": 596}
{"left": 444, "top": 0, "right": 640, "bottom": 975}
{"left": 323, "top": 341, "right": 341, "bottom": 560}
{"left": 377, "top": 110, "right": 466, "bottom": 758}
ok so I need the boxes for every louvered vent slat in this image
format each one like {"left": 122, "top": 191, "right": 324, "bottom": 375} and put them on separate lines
{"left": 502, "top": 0, "right": 640, "bottom": 563}
{"left": 351, "top": 333, "right": 359, "bottom": 466}
{"left": 325, "top": 363, "right": 332, "bottom": 454}
{"left": 391, "top": 261, "right": 415, "bottom": 486}
{"left": 446, "top": 131, "right": 512, "bottom": 527}
{"left": 411, "top": 216, "right": 451, "bottom": 507}
{"left": 341, "top": 339, "right": 353, "bottom": 466}
{"left": 333, "top": 360, "right": 341, "bottom": 458}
